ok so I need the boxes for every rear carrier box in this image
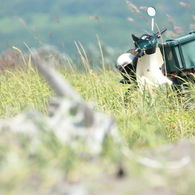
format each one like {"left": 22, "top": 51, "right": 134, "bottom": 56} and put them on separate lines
{"left": 159, "top": 32, "right": 195, "bottom": 73}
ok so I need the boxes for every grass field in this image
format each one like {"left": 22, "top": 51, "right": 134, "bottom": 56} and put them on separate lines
{"left": 1, "top": 49, "right": 195, "bottom": 194}
{"left": 1, "top": 57, "right": 195, "bottom": 146}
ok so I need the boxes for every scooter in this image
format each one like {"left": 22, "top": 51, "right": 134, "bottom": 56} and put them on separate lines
{"left": 116, "top": 7, "right": 195, "bottom": 92}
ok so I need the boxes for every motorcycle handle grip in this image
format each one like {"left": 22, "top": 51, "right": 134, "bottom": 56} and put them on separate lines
{"left": 155, "top": 28, "right": 167, "bottom": 36}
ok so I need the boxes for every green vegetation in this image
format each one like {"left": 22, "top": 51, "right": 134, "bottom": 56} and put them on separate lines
{"left": 1, "top": 57, "right": 195, "bottom": 146}
{"left": 0, "top": 45, "right": 195, "bottom": 193}
{"left": 1, "top": 0, "right": 195, "bottom": 56}
{"left": 0, "top": 47, "right": 195, "bottom": 195}
{"left": 0, "top": 69, "right": 51, "bottom": 117}
{"left": 1, "top": 1, "right": 195, "bottom": 193}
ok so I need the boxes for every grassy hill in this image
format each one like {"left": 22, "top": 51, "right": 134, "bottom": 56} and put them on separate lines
{"left": 0, "top": 0, "right": 195, "bottom": 57}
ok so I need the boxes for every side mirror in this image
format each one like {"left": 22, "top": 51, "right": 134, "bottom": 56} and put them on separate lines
{"left": 147, "top": 7, "right": 156, "bottom": 32}
{"left": 147, "top": 7, "right": 156, "bottom": 17}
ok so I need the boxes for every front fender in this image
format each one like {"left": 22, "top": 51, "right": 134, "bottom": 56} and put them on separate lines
{"left": 136, "top": 48, "right": 172, "bottom": 89}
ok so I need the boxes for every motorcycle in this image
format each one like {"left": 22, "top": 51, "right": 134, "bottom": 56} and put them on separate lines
{"left": 116, "top": 7, "right": 195, "bottom": 94}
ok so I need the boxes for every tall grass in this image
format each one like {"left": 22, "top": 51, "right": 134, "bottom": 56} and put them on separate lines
{"left": 1, "top": 46, "right": 195, "bottom": 147}
{"left": 1, "top": 42, "right": 195, "bottom": 194}
{"left": 0, "top": 69, "right": 52, "bottom": 118}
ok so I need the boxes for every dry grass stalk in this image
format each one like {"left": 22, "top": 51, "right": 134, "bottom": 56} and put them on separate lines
{"left": 180, "top": 2, "right": 192, "bottom": 8}
{"left": 0, "top": 49, "right": 25, "bottom": 71}
{"left": 127, "top": 17, "right": 135, "bottom": 22}
{"left": 89, "top": 16, "right": 99, "bottom": 20}
{"left": 74, "top": 41, "right": 90, "bottom": 70}
{"left": 54, "top": 15, "right": 60, "bottom": 24}
{"left": 126, "top": 1, "right": 141, "bottom": 13}
{"left": 140, "top": 6, "right": 148, "bottom": 10}
{"left": 96, "top": 34, "right": 105, "bottom": 72}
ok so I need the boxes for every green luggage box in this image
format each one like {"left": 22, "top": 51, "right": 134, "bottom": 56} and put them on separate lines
{"left": 159, "top": 32, "right": 195, "bottom": 73}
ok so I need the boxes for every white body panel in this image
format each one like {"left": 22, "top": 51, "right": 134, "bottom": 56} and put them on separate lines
{"left": 136, "top": 48, "right": 172, "bottom": 89}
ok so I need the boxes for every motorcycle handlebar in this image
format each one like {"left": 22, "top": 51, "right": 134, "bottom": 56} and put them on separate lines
{"left": 155, "top": 28, "right": 167, "bottom": 35}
